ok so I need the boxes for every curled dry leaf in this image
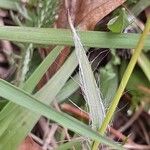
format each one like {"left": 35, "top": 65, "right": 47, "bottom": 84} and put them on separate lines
{"left": 18, "top": 136, "right": 42, "bottom": 150}
{"left": 41, "top": 0, "right": 126, "bottom": 80}
{"left": 76, "top": 0, "right": 126, "bottom": 30}
{"left": 57, "top": 0, "right": 126, "bottom": 30}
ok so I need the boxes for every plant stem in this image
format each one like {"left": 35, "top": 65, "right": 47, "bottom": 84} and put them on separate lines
{"left": 92, "top": 16, "right": 150, "bottom": 150}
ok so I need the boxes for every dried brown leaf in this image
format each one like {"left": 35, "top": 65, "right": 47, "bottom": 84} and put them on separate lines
{"left": 39, "top": 0, "right": 126, "bottom": 84}
{"left": 57, "top": 0, "right": 126, "bottom": 30}
{"left": 76, "top": 0, "right": 126, "bottom": 30}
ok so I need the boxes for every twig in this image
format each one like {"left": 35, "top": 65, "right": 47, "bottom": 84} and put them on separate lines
{"left": 61, "top": 103, "right": 133, "bottom": 143}
{"left": 30, "top": 133, "right": 53, "bottom": 150}
{"left": 30, "top": 133, "right": 43, "bottom": 145}
{"left": 61, "top": 103, "right": 89, "bottom": 121}
{"left": 108, "top": 127, "right": 133, "bottom": 143}
{"left": 39, "top": 117, "right": 50, "bottom": 136}
{"left": 42, "top": 124, "right": 58, "bottom": 150}
{"left": 124, "top": 143, "right": 150, "bottom": 150}
{"left": 54, "top": 102, "right": 76, "bottom": 150}
{"left": 138, "top": 119, "right": 150, "bottom": 145}
{"left": 119, "top": 104, "right": 144, "bottom": 132}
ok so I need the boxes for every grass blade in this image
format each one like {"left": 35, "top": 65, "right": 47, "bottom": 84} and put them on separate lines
{"left": 131, "top": 0, "right": 150, "bottom": 16}
{"left": 0, "top": 79, "right": 123, "bottom": 150}
{"left": 24, "top": 46, "right": 64, "bottom": 92}
{"left": 0, "top": 26, "right": 150, "bottom": 49}
{"left": 0, "top": 46, "right": 64, "bottom": 149}
{"left": 137, "top": 52, "right": 150, "bottom": 82}
{"left": 68, "top": 15, "right": 105, "bottom": 129}
{"left": 56, "top": 74, "right": 80, "bottom": 103}
{"left": 0, "top": 46, "right": 78, "bottom": 150}
{"left": 0, "top": 0, "right": 18, "bottom": 10}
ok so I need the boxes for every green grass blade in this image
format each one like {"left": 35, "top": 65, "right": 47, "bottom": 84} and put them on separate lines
{"left": 0, "top": 46, "right": 63, "bottom": 149}
{"left": 24, "top": 46, "right": 64, "bottom": 92}
{"left": 0, "top": 103, "right": 39, "bottom": 150}
{"left": 35, "top": 50, "right": 78, "bottom": 102}
{"left": 0, "top": 46, "right": 78, "bottom": 150}
{"left": 0, "top": 26, "right": 150, "bottom": 49}
{"left": 69, "top": 17, "right": 105, "bottom": 129}
{"left": 131, "top": 0, "right": 150, "bottom": 16}
{"left": 99, "top": 65, "right": 119, "bottom": 106}
{"left": 138, "top": 52, "right": 150, "bottom": 82}
{"left": 56, "top": 74, "right": 80, "bottom": 103}
{"left": 0, "top": 79, "right": 124, "bottom": 150}
{"left": 0, "top": 0, "right": 18, "bottom": 10}
{"left": 56, "top": 64, "right": 118, "bottom": 106}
